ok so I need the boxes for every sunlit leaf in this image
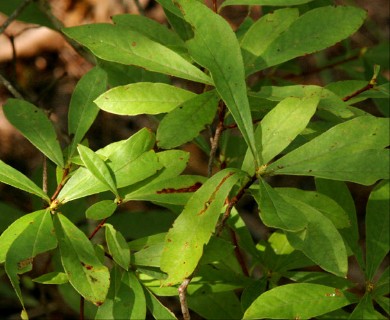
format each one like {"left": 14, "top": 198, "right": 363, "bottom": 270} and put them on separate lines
{"left": 33, "top": 272, "right": 69, "bottom": 285}
{"left": 105, "top": 224, "right": 130, "bottom": 271}
{"left": 86, "top": 200, "right": 117, "bottom": 220}
{"left": 143, "top": 286, "right": 177, "bottom": 319}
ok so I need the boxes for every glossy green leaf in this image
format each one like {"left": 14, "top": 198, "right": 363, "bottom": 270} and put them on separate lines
{"left": 95, "top": 82, "right": 195, "bottom": 115}
{"left": 154, "top": 150, "right": 190, "bottom": 181}
{"left": 157, "top": 90, "right": 219, "bottom": 149}
{"left": 252, "top": 179, "right": 307, "bottom": 231}
{"left": 54, "top": 213, "right": 110, "bottom": 306}
{"left": 177, "top": 0, "right": 258, "bottom": 165}
{"left": 244, "top": 283, "right": 353, "bottom": 319}
{"left": 78, "top": 144, "right": 119, "bottom": 196}
{"left": 3, "top": 99, "right": 64, "bottom": 167}
{"left": 247, "top": 6, "right": 366, "bottom": 74}
{"left": 160, "top": 169, "right": 247, "bottom": 285}
{"left": 86, "top": 200, "right": 117, "bottom": 220}
{"left": 276, "top": 188, "right": 350, "bottom": 229}
{"left": 315, "top": 178, "right": 363, "bottom": 267}
{"left": 68, "top": 67, "right": 107, "bottom": 159}
{"left": 105, "top": 224, "right": 130, "bottom": 271}
{"left": 0, "top": 160, "right": 49, "bottom": 201}
{"left": 267, "top": 116, "right": 390, "bottom": 185}
{"left": 5, "top": 210, "right": 57, "bottom": 309}
{"left": 143, "top": 286, "right": 177, "bottom": 320}
{"left": 188, "top": 291, "right": 243, "bottom": 320}
{"left": 240, "top": 8, "right": 299, "bottom": 66}
{"left": 285, "top": 271, "right": 353, "bottom": 289}
{"left": 221, "top": 0, "right": 315, "bottom": 7}
{"left": 124, "top": 175, "right": 206, "bottom": 205}
{"left": 374, "top": 296, "right": 390, "bottom": 316}
{"left": 284, "top": 197, "right": 348, "bottom": 277}
{"left": 63, "top": 24, "right": 212, "bottom": 84}
{"left": 365, "top": 180, "right": 390, "bottom": 280}
{"left": 132, "top": 239, "right": 164, "bottom": 268}
{"left": 112, "top": 14, "right": 185, "bottom": 54}
{"left": 96, "top": 267, "right": 146, "bottom": 319}
{"left": 33, "top": 272, "right": 69, "bottom": 285}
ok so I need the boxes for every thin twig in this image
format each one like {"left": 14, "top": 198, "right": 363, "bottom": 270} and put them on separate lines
{"left": 208, "top": 101, "right": 226, "bottom": 177}
{"left": 0, "top": 72, "right": 24, "bottom": 99}
{"left": 133, "top": 0, "right": 146, "bottom": 16}
{"left": 342, "top": 77, "right": 377, "bottom": 102}
{"left": 42, "top": 156, "right": 48, "bottom": 194}
{"left": 88, "top": 218, "right": 107, "bottom": 240}
{"left": 179, "top": 278, "right": 191, "bottom": 320}
{"left": 229, "top": 227, "right": 249, "bottom": 276}
{"left": 0, "top": 0, "right": 35, "bottom": 35}
{"left": 50, "top": 168, "right": 69, "bottom": 201}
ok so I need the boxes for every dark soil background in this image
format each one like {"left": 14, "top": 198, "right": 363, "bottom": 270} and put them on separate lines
{"left": 0, "top": 0, "right": 389, "bottom": 319}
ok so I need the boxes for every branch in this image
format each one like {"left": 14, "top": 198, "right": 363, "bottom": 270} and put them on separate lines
{"left": 0, "top": 0, "right": 35, "bottom": 35}
{"left": 342, "top": 71, "right": 378, "bottom": 102}
{"left": 179, "top": 278, "right": 191, "bottom": 320}
{"left": 0, "top": 72, "right": 24, "bottom": 99}
{"left": 208, "top": 101, "right": 226, "bottom": 177}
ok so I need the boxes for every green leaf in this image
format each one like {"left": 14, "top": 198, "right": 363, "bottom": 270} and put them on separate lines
{"left": 3, "top": 99, "right": 64, "bottom": 167}
{"left": 247, "top": 6, "right": 366, "bottom": 74}
{"left": 285, "top": 271, "right": 353, "bottom": 289}
{"left": 53, "top": 213, "right": 110, "bottom": 306}
{"left": 96, "top": 267, "right": 146, "bottom": 319}
{"left": 94, "top": 82, "right": 195, "bottom": 115}
{"left": 160, "top": 169, "right": 247, "bottom": 285}
{"left": 177, "top": 0, "right": 258, "bottom": 165}
{"left": 315, "top": 178, "right": 363, "bottom": 267}
{"left": 59, "top": 129, "right": 160, "bottom": 202}
{"left": 33, "top": 272, "right": 69, "bottom": 285}
{"left": 105, "top": 224, "right": 130, "bottom": 271}
{"left": 252, "top": 179, "right": 307, "bottom": 231}
{"left": 132, "top": 238, "right": 164, "bottom": 268}
{"left": 0, "top": 0, "right": 55, "bottom": 28}
{"left": 78, "top": 144, "right": 119, "bottom": 197}
{"left": 240, "top": 8, "right": 299, "bottom": 65}
{"left": 157, "top": 90, "right": 219, "bottom": 149}
{"left": 63, "top": 24, "right": 212, "bottom": 84}
{"left": 365, "top": 180, "right": 390, "bottom": 280}
{"left": 349, "top": 293, "right": 386, "bottom": 319}
{"left": 143, "top": 286, "right": 177, "bottom": 320}
{"left": 0, "top": 160, "right": 49, "bottom": 201}
{"left": 188, "top": 291, "right": 243, "bottom": 320}
{"left": 267, "top": 116, "right": 390, "bottom": 185}
{"left": 124, "top": 175, "right": 206, "bottom": 205}
{"left": 244, "top": 283, "right": 354, "bottom": 319}
{"left": 112, "top": 14, "right": 185, "bottom": 54}
{"left": 5, "top": 210, "right": 57, "bottom": 309}
{"left": 86, "top": 200, "right": 117, "bottom": 220}
{"left": 283, "top": 196, "right": 348, "bottom": 277}
{"left": 276, "top": 188, "right": 350, "bottom": 229}
{"left": 68, "top": 67, "right": 107, "bottom": 159}
{"left": 222, "top": 0, "right": 315, "bottom": 7}
{"left": 154, "top": 150, "right": 190, "bottom": 181}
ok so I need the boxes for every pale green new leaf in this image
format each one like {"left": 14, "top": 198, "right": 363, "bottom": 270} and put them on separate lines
{"left": 3, "top": 99, "right": 64, "bottom": 167}
{"left": 365, "top": 180, "right": 390, "bottom": 280}
{"left": 86, "top": 200, "right": 117, "bottom": 220}
{"left": 54, "top": 213, "right": 110, "bottom": 306}
{"left": 33, "top": 272, "right": 69, "bottom": 285}
{"left": 284, "top": 197, "right": 348, "bottom": 277}
{"left": 244, "top": 283, "right": 353, "bottom": 319}
{"left": 78, "top": 144, "right": 119, "bottom": 196}
{"left": 0, "top": 160, "right": 49, "bottom": 201}
{"left": 157, "top": 90, "right": 219, "bottom": 149}
{"left": 267, "top": 116, "right": 390, "bottom": 185}
{"left": 94, "top": 82, "right": 195, "bottom": 115}
{"left": 63, "top": 24, "right": 212, "bottom": 84}
{"left": 96, "top": 267, "right": 146, "bottom": 319}
{"left": 5, "top": 210, "right": 57, "bottom": 309}
{"left": 177, "top": 0, "right": 258, "bottom": 165}
{"left": 68, "top": 67, "right": 107, "bottom": 159}
{"left": 252, "top": 179, "right": 307, "bottom": 231}
{"left": 105, "top": 224, "right": 130, "bottom": 271}
{"left": 222, "top": 0, "right": 315, "bottom": 7}
{"left": 247, "top": 6, "right": 366, "bottom": 74}
{"left": 160, "top": 169, "right": 247, "bottom": 285}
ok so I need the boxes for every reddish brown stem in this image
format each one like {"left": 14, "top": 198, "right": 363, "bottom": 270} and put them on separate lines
{"left": 88, "top": 218, "right": 107, "bottom": 240}
{"left": 208, "top": 101, "right": 226, "bottom": 177}
{"left": 342, "top": 82, "right": 375, "bottom": 102}
{"left": 229, "top": 227, "right": 249, "bottom": 276}
{"left": 179, "top": 278, "right": 191, "bottom": 320}
{"left": 50, "top": 168, "right": 69, "bottom": 202}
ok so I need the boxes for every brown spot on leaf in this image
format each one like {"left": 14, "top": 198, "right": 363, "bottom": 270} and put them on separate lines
{"left": 81, "top": 261, "right": 93, "bottom": 270}
{"left": 17, "top": 257, "right": 33, "bottom": 270}
{"left": 156, "top": 182, "right": 202, "bottom": 194}
{"left": 132, "top": 41, "right": 137, "bottom": 46}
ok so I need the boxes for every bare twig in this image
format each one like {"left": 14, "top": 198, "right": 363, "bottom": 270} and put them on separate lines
{"left": 0, "top": 0, "right": 35, "bottom": 35}
{"left": 342, "top": 75, "right": 377, "bottom": 102}
{"left": 207, "top": 101, "right": 226, "bottom": 177}
{"left": 179, "top": 278, "right": 191, "bottom": 320}
{"left": 42, "top": 156, "right": 48, "bottom": 194}
{"left": 229, "top": 227, "right": 249, "bottom": 276}
{"left": 0, "top": 72, "right": 24, "bottom": 99}
{"left": 50, "top": 168, "right": 69, "bottom": 202}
